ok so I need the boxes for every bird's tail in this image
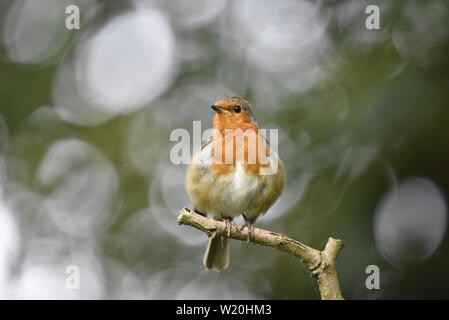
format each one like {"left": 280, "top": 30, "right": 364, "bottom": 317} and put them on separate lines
{"left": 203, "top": 236, "right": 229, "bottom": 271}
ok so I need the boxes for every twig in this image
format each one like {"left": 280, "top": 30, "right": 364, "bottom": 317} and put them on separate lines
{"left": 177, "top": 208, "right": 345, "bottom": 300}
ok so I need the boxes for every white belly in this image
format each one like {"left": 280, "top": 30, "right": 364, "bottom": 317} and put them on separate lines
{"left": 211, "top": 163, "right": 264, "bottom": 219}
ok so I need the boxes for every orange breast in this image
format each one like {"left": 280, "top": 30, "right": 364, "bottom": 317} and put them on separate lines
{"left": 209, "top": 124, "right": 270, "bottom": 177}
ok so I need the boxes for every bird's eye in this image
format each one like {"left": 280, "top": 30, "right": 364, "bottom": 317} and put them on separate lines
{"left": 234, "top": 105, "right": 241, "bottom": 113}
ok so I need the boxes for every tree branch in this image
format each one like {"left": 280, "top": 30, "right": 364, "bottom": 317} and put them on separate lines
{"left": 177, "top": 208, "right": 345, "bottom": 300}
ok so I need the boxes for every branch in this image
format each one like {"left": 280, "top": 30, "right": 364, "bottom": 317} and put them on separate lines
{"left": 177, "top": 208, "right": 344, "bottom": 300}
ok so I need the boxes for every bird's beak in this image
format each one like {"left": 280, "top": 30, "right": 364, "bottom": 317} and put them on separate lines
{"left": 211, "top": 105, "right": 228, "bottom": 114}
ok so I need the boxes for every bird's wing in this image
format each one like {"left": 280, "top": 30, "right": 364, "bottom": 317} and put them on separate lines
{"left": 192, "top": 138, "right": 213, "bottom": 175}
{"left": 201, "top": 138, "right": 212, "bottom": 150}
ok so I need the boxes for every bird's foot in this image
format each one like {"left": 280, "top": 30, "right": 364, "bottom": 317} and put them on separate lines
{"left": 240, "top": 221, "right": 255, "bottom": 246}
{"left": 223, "top": 218, "right": 238, "bottom": 237}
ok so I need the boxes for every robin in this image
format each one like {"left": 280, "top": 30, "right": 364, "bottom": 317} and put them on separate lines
{"left": 186, "top": 96, "right": 284, "bottom": 271}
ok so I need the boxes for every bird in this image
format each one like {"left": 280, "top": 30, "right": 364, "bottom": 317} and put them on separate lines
{"left": 186, "top": 96, "right": 284, "bottom": 271}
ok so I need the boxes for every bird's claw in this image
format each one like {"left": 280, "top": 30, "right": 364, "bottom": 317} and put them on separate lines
{"left": 240, "top": 221, "right": 255, "bottom": 246}
{"left": 224, "top": 219, "right": 238, "bottom": 237}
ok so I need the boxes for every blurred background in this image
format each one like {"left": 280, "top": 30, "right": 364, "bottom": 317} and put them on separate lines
{"left": 0, "top": 0, "right": 449, "bottom": 299}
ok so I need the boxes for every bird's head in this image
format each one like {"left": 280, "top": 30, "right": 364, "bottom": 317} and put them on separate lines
{"left": 211, "top": 96, "right": 257, "bottom": 130}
